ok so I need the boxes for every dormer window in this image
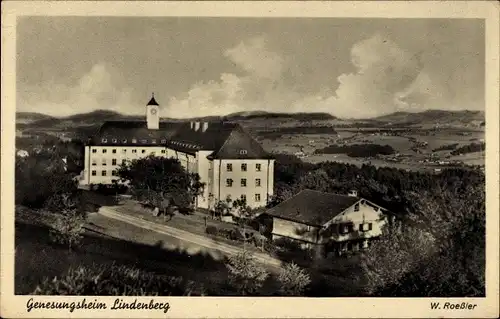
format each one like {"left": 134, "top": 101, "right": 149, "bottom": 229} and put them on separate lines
{"left": 141, "top": 139, "right": 147, "bottom": 144}
{"left": 112, "top": 138, "right": 117, "bottom": 143}
{"left": 122, "top": 139, "right": 127, "bottom": 143}
{"left": 240, "top": 150, "right": 248, "bottom": 155}
{"left": 151, "top": 139, "right": 157, "bottom": 144}
{"left": 132, "top": 139, "right": 137, "bottom": 144}
{"left": 101, "top": 138, "right": 108, "bottom": 143}
{"left": 161, "top": 139, "right": 167, "bottom": 144}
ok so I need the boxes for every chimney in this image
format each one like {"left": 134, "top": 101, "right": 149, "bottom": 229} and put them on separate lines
{"left": 348, "top": 190, "right": 358, "bottom": 197}
{"left": 202, "top": 122, "right": 209, "bottom": 132}
{"left": 190, "top": 122, "right": 194, "bottom": 130}
{"left": 194, "top": 122, "right": 201, "bottom": 131}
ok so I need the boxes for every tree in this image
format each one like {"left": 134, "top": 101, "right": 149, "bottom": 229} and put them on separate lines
{"left": 360, "top": 180, "right": 485, "bottom": 296}
{"left": 225, "top": 250, "right": 269, "bottom": 295}
{"left": 15, "top": 150, "right": 78, "bottom": 209}
{"left": 277, "top": 262, "right": 311, "bottom": 296}
{"left": 213, "top": 199, "right": 232, "bottom": 220}
{"left": 232, "top": 197, "right": 255, "bottom": 248}
{"left": 48, "top": 193, "right": 86, "bottom": 251}
{"left": 116, "top": 156, "right": 205, "bottom": 214}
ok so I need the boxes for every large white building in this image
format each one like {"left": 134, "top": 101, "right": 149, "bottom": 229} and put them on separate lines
{"left": 81, "top": 95, "right": 275, "bottom": 210}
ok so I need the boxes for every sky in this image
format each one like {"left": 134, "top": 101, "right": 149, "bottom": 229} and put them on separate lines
{"left": 16, "top": 17, "right": 485, "bottom": 119}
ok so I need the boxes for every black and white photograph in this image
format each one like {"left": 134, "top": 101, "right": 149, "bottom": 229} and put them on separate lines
{"left": 1, "top": 1, "right": 499, "bottom": 318}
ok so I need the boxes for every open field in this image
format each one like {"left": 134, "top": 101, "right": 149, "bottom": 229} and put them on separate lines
{"left": 258, "top": 127, "right": 485, "bottom": 171}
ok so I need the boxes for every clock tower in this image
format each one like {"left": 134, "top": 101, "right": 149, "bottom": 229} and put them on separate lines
{"left": 146, "top": 93, "right": 160, "bottom": 130}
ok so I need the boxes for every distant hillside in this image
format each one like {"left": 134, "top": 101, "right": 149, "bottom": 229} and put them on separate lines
{"left": 188, "top": 111, "right": 337, "bottom": 122}
{"left": 16, "top": 112, "right": 56, "bottom": 124}
{"left": 369, "top": 110, "right": 485, "bottom": 127}
{"left": 20, "top": 110, "right": 141, "bottom": 129}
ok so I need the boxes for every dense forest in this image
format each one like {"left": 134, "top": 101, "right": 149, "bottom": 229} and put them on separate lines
{"left": 314, "top": 143, "right": 395, "bottom": 158}
{"left": 432, "top": 143, "right": 459, "bottom": 152}
{"left": 450, "top": 142, "right": 485, "bottom": 155}
{"left": 270, "top": 153, "right": 484, "bottom": 217}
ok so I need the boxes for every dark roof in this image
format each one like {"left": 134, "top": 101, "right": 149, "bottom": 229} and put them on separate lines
{"left": 90, "top": 121, "right": 182, "bottom": 146}
{"left": 166, "top": 122, "right": 237, "bottom": 154}
{"left": 265, "top": 189, "right": 361, "bottom": 227}
{"left": 89, "top": 119, "right": 271, "bottom": 159}
{"left": 208, "top": 125, "right": 272, "bottom": 160}
{"left": 166, "top": 122, "right": 270, "bottom": 159}
{"left": 147, "top": 96, "right": 159, "bottom": 106}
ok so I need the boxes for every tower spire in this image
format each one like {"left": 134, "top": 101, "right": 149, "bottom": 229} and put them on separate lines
{"left": 147, "top": 92, "right": 159, "bottom": 106}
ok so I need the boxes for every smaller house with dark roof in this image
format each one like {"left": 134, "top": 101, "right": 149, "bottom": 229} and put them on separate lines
{"left": 260, "top": 189, "right": 392, "bottom": 257}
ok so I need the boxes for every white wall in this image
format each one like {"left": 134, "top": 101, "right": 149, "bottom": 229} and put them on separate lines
{"left": 84, "top": 145, "right": 169, "bottom": 184}
{"left": 195, "top": 150, "right": 213, "bottom": 209}
{"left": 272, "top": 218, "right": 319, "bottom": 243}
{"left": 322, "top": 200, "right": 388, "bottom": 243}
{"left": 212, "top": 158, "right": 274, "bottom": 209}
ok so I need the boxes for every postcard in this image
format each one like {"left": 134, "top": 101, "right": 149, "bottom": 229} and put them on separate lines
{"left": 1, "top": 1, "right": 499, "bottom": 318}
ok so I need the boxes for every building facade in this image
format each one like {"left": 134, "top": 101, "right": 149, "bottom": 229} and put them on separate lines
{"left": 80, "top": 95, "right": 274, "bottom": 210}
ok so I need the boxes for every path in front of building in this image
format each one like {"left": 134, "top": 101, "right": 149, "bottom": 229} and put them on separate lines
{"left": 94, "top": 206, "right": 283, "bottom": 270}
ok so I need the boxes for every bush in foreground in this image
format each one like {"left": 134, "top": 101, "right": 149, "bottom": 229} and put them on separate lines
{"left": 33, "top": 263, "right": 204, "bottom": 296}
{"left": 225, "top": 250, "right": 269, "bottom": 295}
{"left": 48, "top": 194, "right": 86, "bottom": 250}
{"left": 278, "top": 262, "right": 311, "bottom": 296}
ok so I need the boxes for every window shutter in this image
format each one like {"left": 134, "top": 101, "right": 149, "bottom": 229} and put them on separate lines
{"left": 368, "top": 223, "right": 373, "bottom": 231}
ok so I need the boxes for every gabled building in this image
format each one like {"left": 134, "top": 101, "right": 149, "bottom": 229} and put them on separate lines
{"left": 81, "top": 94, "right": 275, "bottom": 210}
{"left": 260, "top": 189, "right": 393, "bottom": 257}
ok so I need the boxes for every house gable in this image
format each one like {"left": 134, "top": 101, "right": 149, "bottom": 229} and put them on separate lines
{"left": 209, "top": 125, "right": 270, "bottom": 159}
{"left": 320, "top": 199, "right": 389, "bottom": 243}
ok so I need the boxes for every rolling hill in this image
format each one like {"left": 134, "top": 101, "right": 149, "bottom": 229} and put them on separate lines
{"left": 16, "top": 112, "right": 56, "bottom": 124}
{"left": 367, "top": 110, "right": 485, "bottom": 128}
{"left": 16, "top": 109, "right": 484, "bottom": 132}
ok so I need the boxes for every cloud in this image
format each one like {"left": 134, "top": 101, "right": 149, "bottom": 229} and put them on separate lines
{"left": 166, "top": 34, "right": 436, "bottom": 119}
{"left": 305, "top": 34, "right": 426, "bottom": 118}
{"left": 223, "top": 36, "right": 285, "bottom": 80}
{"left": 166, "top": 36, "right": 300, "bottom": 118}
{"left": 20, "top": 33, "right": 479, "bottom": 119}
{"left": 18, "top": 63, "right": 135, "bottom": 117}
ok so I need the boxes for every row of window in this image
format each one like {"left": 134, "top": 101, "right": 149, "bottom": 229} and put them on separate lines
{"left": 91, "top": 170, "right": 119, "bottom": 177}
{"left": 339, "top": 222, "right": 373, "bottom": 234}
{"left": 227, "top": 163, "right": 261, "bottom": 172}
{"left": 92, "top": 159, "right": 127, "bottom": 166}
{"left": 226, "top": 178, "right": 262, "bottom": 187}
{"left": 232, "top": 194, "right": 261, "bottom": 202}
{"left": 101, "top": 138, "right": 167, "bottom": 144}
{"left": 92, "top": 149, "right": 168, "bottom": 154}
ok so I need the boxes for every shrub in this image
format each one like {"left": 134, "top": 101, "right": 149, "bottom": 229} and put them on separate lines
{"left": 33, "top": 263, "right": 204, "bottom": 296}
{"left": 49, "top": 209, "right": 86, "bottom": 250}
{"left": 278, "top": 262, "right": 312, "bottom": 296}
{"left": 205, "top": 225, "right": 218, "bottom": 235}
{"left": 225, "top": 250, "right": 269, "bottom": 295}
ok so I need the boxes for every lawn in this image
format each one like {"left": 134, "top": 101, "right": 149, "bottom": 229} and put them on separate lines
{"left": 114, "top": 200, "right": 272, "bottom": 256}
{"left": 15, "top": 207, "right": 280, "bottom": 296}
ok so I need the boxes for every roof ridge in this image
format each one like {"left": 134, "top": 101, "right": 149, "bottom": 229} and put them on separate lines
{"left": 302, "top": 188, "right": 356, "bottom": 198}
{"left": 209, "top": 125, "right": 238, "bottom": 157}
